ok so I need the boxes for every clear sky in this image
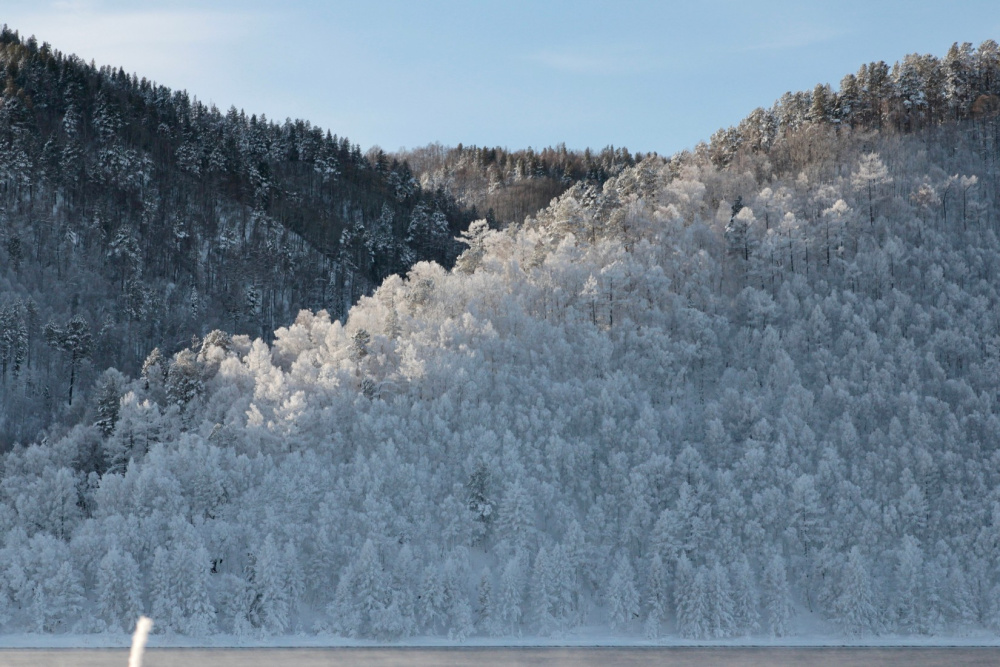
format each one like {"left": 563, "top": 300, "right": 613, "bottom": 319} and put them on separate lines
{"left": 4, "top": 1, "right": 1000, "bottom": 156}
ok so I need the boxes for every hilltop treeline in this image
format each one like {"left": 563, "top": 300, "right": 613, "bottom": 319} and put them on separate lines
{"left": 398, "top": 142, "right": 648, "bottom": 227}
{"left": 708, "top": 40, "right": 1000, "bottom": 169}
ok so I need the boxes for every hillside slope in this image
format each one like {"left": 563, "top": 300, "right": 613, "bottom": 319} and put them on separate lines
{"left": 0, "top": 27, "right": 472, "bottom": 446}
{"left": 2, "top": 41, "right": 1000, "bottom": 640}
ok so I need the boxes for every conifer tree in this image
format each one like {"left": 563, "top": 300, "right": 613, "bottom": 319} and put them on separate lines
{"left": 762, "top": 554, "right": 793, "bottom": 637}
{"left": 96, "top": 545, "right": 143, "bottom": 632}
{"left": 835, "top": 547, "right": 881, "bottom": 636}
{"left": 44, "top": 316, "right": 92, "bottom": 405}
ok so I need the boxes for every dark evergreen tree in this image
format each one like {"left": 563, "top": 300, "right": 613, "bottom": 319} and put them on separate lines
{"left": 44, "top": 315, "right": 92, "bottom": 405}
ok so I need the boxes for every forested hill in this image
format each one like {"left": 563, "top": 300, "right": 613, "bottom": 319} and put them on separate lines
{"left": 396, "top": 142, "right": 646, "bottom": 227}
{"left": 397, "top": 38, "right": 1000, "bottom": 230}
{"left": 707, "top": 40, "right": 1000, "bottom": 168}
{"left": 2, "top": 41, "right": 1000, "bottom": 641}
{"left": 0, "top": 27, "right": 474, "bottom": 446}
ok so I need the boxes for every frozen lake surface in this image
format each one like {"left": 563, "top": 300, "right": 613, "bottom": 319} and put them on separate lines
{"left": 3, "top": 647, "right": 1000, "bottom": 667}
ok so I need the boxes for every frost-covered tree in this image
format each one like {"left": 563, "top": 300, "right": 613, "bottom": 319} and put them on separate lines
{"left": 730, "top": 556, "right": 760, "bottom": 635}
{"left": 165, "top": 349, "right": 203, "bottom": 409}
{"left": 893, "top": 536, "right": 926, "bottom": 633}
{"left": 249, "top": 534, "right": 296, "bottom": 635}
{"left": 643, "top": 552, "right": 669, "bottom": 639}
{"left": 496, "top": 551, "right": 527, "bottom": 636}
{"left": 850, "top": 152, "right": 893, "bottom": 226}
{"left": 607, "top": 552, "right": 639, "bottom": 631}
{"left": 150, "top": 536, "right": 216, "bottom": 636}
{"left": 705, "top": 562, "right": 736, "bottom": 638}
{"left": 476, "top": 567, "right": 498, "bottom": 636}
{"left": 835, "top": 547, "right": 881, "bottom": 637}
{"left": 761, "top": 554, "right": 793, "bottom": 637}
{"left": 674, "top": 555, "right": 706, "bottom": 639}
{"left": 93, "top": 368, "right": 128, "bottom": 437}
{"left": 454, "top": 219, "right": 492, "bottom": 274}
{"left": 330, "top": 539, "right": 388, "bottom": 638}
{"left": 96, "top": 545, "right": 143, "bottom": 632}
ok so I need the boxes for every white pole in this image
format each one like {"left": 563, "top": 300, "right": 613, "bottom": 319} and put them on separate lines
{"left": 128, "top": 616, "right": 154, "bottom": 667}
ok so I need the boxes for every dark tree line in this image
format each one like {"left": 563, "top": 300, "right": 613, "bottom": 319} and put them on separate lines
{"left": 397, "top": 142, "right": 649, "bottom": 227}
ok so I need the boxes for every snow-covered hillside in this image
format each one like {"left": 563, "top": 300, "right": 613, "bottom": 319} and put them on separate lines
{"left": 4, "top": 43, "right": 1000, "bottom": 641}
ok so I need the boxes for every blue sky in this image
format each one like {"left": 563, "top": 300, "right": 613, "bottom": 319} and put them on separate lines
{"left": 4, "top": 1, "right": 1000, "bottom": 155}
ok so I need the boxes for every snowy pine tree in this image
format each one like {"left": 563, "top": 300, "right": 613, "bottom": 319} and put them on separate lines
{"left": 96, "top": 545, "right": 143, "bottom": 632}
{"left": 761, "top": 554, "right": 793, "bottom": 637}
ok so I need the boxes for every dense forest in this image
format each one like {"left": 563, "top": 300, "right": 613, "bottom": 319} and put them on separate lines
{"left": 3, "top": 37, "right": 1000, "bottom": 641}
{"left": 707, "top": 40, "right": 1000, "bottom": 168}
{"left": 396, "top": 142, "right": 645, "bottom": 227}
{"left": 0, "top": 26, "right": 476, "bottom": 447}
